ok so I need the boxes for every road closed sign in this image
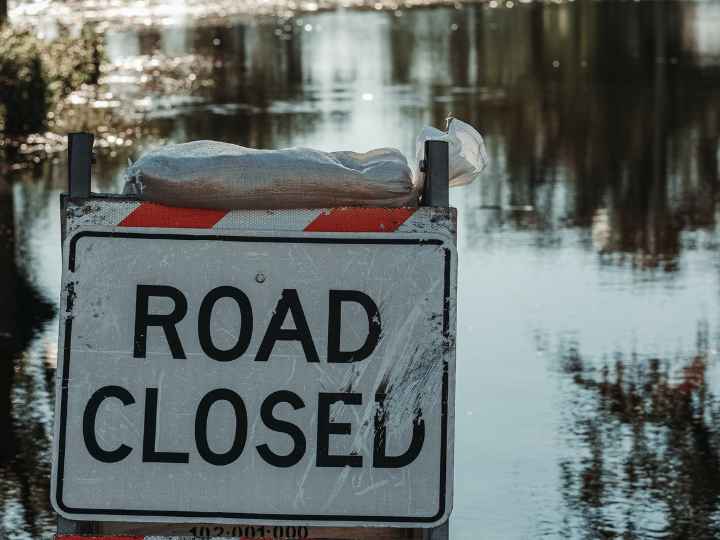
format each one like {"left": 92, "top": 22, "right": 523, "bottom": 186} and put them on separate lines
{"left": 51, "top": 203, "right": 457, "bottom": 527}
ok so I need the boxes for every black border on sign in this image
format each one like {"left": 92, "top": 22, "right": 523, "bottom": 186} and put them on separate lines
{"left": 55, "top": 230, "right": 452, "bottom": 524}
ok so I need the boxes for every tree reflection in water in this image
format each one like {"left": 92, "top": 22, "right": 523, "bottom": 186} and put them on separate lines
{"left": 558, "top": 326, "right": 720, "bottom": 539}
{"left": 0, "top": 184, "right": 56, "bottom": 539}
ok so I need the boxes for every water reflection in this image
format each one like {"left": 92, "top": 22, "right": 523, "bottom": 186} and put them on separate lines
{"left": 0, "top": 181, "right": 56, "bottom": 538}
{"left": 450, "top": 2, "right": 720, "bottom": 267}
{"left": 557, "top": 326, "right": 720, "bottom": 539}
{"left": 1, "top": 1, "right": 720, "bottom": 539}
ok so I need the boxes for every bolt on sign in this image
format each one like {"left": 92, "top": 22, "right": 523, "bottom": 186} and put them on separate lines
{"left": 51, "top": 201, "right": 457, "bottom": 528}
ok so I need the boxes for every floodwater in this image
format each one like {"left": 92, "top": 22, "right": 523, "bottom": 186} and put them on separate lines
{"left": 2, "top": 1, "right": 720, "bottom": 538}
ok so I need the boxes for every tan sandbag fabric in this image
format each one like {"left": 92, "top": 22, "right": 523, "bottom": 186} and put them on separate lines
{"left": 124, "top": 141, "right": 418, "bottom": 209}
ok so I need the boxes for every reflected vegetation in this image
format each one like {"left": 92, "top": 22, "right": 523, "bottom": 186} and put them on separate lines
{"left": 1, "top": 1, "right": 720, "bottom": 538}
{"left": 445, "top": 2, "right": 720, "bottom": 268}
{"left": 0, "top": 183, "right": 56, "bottom": 538}
{"left": 557, "top": 325, "right": 720, "bottom": 539}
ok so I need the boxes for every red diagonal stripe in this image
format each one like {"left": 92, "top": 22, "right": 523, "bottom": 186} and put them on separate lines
{"left": 119, "top": 203, "right": 227, "bottom": 229}
{"left": 304, "top": 208, "right": 416, "bottom": 232}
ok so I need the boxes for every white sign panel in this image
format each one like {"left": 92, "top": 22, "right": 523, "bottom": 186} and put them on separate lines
{"left": 51, "top": 227, "right": 456, "bottom": 527}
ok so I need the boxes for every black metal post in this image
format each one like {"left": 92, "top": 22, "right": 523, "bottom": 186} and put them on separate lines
{"left": 68, "top": 132, "right": 94, "bottom": 198}
{"left": 420, "top": 139, "right": 450, "bottom": 540}
{"left": 422, "top": 140, "right": 449, "bottom": 208}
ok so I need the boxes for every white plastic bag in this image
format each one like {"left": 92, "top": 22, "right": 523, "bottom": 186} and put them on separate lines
{"left": 415, "top": 118, "right": 489, "bottom": 187}
{"left": 124, "top": 141, "right": 417, "bottom": 209}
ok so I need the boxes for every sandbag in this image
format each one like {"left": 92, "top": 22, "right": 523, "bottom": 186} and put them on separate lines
{"left": 124, "top": 141, "right": 417, "bottom": 209}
